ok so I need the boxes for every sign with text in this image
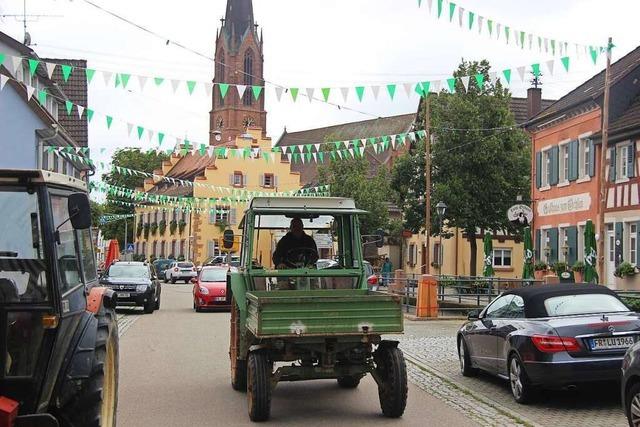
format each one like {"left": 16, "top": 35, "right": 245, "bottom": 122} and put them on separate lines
{"left": 507, "top": 204, "right": 533, "bottom": 225}
{"left": 537, "top": 193, "right": 591, "bottom": 217}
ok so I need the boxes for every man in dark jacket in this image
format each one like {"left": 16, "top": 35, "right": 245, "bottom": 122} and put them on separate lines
{"left": 273, "top": 217, "right": 318, "bottom": 268}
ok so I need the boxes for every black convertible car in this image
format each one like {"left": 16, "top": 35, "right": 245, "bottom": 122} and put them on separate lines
{"left": 457, "top": 284, "right": 640, "bottom": 403}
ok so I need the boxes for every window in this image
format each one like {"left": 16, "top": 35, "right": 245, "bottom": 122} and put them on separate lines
{"left": 579, "top": 139, "right": 591, "bottom": 178}
{"left": 233, "top": 172, "right": 244, "bottom": 187}
{"left": 544, "top": 294, "right": 628, "bottom": 317}
{"left": 213, "top": 206, "right": 230, "bottom": 224}
{"left": 171, "top": 240, "right": 177, "bottom": 258}
{"left": 51, "top": 195, "right": 82, "bottom": 293}
{"left": 560, "top": 144, "right": 569, "bottom": 183}
{"left": 77, "top": 229, "right": 97, "bottom": 283}
{"left": 243, "top": 50, "right": 254, "bottom": 106}
{"left": 408, "top": 243, "right": 417, "bottom": 266}
{"left": 152, "top": 241, "right": 158, "bottom": 257}
{"left": 215, "top": 61, "right": 225, "bottom": 107}
{"left": 493, "top": 249, "right": 512, "bottom": 267}
{"left": 620, "top": 145, "right": 630, "bottom": 179}
{"left": 433, "top": 243, "right": 442, "bottom": 265}
{"left": 542, "top": 149, "right": 552, "bottom": 187}
{"left": 484, "top": 295, "right": 515, "bottom": 319}
{"left": 262, "top": 173, "right": 274, "bottom": 188}
{"left": 578, "top": 224, "right": 585, "bottom": 262}
{"left": 558, "top": 227, "right": 567, "bottom": 262}
{"left": 630, "top": 224, "right": 637, "bottom": 265}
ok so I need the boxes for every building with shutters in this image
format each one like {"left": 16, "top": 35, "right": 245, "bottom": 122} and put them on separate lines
{"left": 527, "top": 46, "right": 640, "bottom": 284}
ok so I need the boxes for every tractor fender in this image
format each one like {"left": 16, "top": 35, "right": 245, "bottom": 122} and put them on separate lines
{"left": 378, "top": 340, "right": 400, "bottom": 349}
{"left": 86, "top": 286, "right": 117, "bottom": 314}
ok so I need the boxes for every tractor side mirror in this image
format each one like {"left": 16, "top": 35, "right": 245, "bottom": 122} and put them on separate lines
{"left": 68, "top": 193, "right": 92, "bottom": 230}
{"left": 223, "top": 229, "right": 235, "bottom": 249}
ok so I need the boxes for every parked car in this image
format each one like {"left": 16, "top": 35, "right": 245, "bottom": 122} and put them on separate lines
{"left": 457, "top": 284, "right": 640, "bottom": 404}
{"left": 153, "top": 258, "right": 173, "bottom": 279}
{"left": 622, "top": 337, "right": 640, "bottom": 425}
{"left": 192, "top": 266, "right": 232, "bottom": 311}
{"left": 165, "top": 261, "right": 197, "bottom": 284}
{"left": 317, "top": 259, "right": 379, "bottom": 289}
{"left": 99, "top": 261, "right": 161, "bottom": 313}
{"left": 204, "top": 255, "right": 240, "bottom": 266}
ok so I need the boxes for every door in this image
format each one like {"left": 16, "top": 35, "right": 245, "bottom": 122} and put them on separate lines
{"left": 607, "top": 225, "right": 616, "bottom": 286}
{"left": 468, "top": 295, "right": 514, "bottom": 372}
{"left": 493, "top": 295, "right": 525, "bottom": 377}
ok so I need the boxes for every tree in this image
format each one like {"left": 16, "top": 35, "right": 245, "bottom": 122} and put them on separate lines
{"left": 392, "top": 59, "right": 530, "bottom": 275}
{"left": 99, "top": 149, "right": 168, "bottom": 247}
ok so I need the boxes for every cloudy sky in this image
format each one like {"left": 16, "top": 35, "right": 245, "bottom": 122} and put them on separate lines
{"left": 0, "top": 0, "right": 638, "bottom": 181}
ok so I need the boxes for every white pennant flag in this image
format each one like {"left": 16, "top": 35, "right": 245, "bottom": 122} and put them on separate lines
{"left": 11, "top": 57, "right": 22, "bottom": 75}
{"left": 0, "top": 74, "right": 8, "bottom": 90}
{"left": 546, "top": 59, "right": 555, "bottom": 76}
{"left": 148, "top": 130, "right": 155, "bottom": 141}
{"left": 337, "top": 150, "right": 343, "bottom": 160}
{"left": 391, "top": 136, "right": 397, "bottom": 150}
{"left": 138, "top": 75, "right": 148, "bottom": 91}
{"left": 544, "top": 38, "right": 549, "bottom": 53}
{"left": 127, "top": 123, "right": 134, "bottom": 137}
{"left": 275, "top": 87, "right": 284, "bottom": 101}
{"left": 312, "top": 152, "right": 317, "bottom": 163}
{"left": 171, "top": 79, "right": 180, "bottom": 93}
{"left": 314, "top": 143, "right": 320, "bottom": 152}
{"left": 207, "top": 147, "right": 215, "bottom": 157}
{"left": 305, "top": 88, "right": 314, "bottom": 102}
{"left": 348, "top": 148, "right": 354, "bottom": 158}
{"left": 286, "top": 153, "right": 292, "bottom": 162}
{"left": 517, "top": 66, "right": 526, "bottom": 82}
{"left": 359, "top": 146, "right": 365, "bottom": 156}
{"left": 528, "top": 34, "right": 534, "bottom": 50}
{"left": 77, "top": 105, "right": 85, "bottom": 118}
{"left": 478, "top": 16, "right": 484, "bottom": 34}
{"left": 403, "top": 83, "right": 413, "bottom": 98}
{"left": 340, "top": 87, "right": 349, "bottom": 102}
{"left": 460, "top": 76, "right": 470, "bottom": 92}
{"left": 205, "top": 83, "right": 213, "bottom": 98}
{"left": 489, "top": 72, "right": 497, "bottom": 84}
{"left": 431, "top": 80, "right": 441, "bottom": 92}
{"left": 496, "top": 23, "right": 502, "bottom": 40}
{"left": 236, "top": 84, "right": 247, "bottom": 99}
{"left": 458, "top": 7, "right": 464, "bottom": 27}
{"left": 371, "top": 85, "right": 380, "bottom": 100}
{"left": 45, "top": 62, "right": 56, "bottom": 79}
{"left": 426, "top": 0, "right": 433, "bottom": 12}
{"left": 102, "top": 71, "right": 113, "bottom": 86}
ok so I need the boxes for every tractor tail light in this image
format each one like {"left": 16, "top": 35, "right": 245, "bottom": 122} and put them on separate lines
{"left": 367, "top": 275, "right": 378, "bottom": 285}
{"left": 0, "top": 396, "right": 19, "bottom": 427}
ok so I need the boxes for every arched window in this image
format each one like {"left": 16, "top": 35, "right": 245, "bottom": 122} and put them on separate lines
{"left": 215, "top": 60, "right": 225, "bottom": 107}
{"left": 243, "top": 50, "right": 254, "bottom": 106}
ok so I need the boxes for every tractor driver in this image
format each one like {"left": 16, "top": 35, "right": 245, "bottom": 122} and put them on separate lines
{"left": 273, "top": 217, "right": 318, "bottom": 269}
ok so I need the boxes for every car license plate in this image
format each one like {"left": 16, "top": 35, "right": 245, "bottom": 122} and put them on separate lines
{"left": 214, "top": 297, "right": 226, "bottom": 302}
{"left": 119, "top": 292, "right": 130, "bottom": 298}
{"left": 590, "top": 336, "right": 636, "bottom": 350}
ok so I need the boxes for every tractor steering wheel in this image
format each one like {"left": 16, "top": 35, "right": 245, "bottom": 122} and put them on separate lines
{"left": 283, "top": 247, "right": 319, "bottom": 268}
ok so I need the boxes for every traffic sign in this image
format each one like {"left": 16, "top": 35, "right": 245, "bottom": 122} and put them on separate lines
{"left": 126, "top": 243, "right": 135, "bottom": 253}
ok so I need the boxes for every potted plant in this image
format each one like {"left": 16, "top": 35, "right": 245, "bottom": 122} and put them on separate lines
{"left": 143, "top": 223, "right": 150, "bottom": 239}
{"left": 150, "top": 222, "right": 158, "bottom": 235}
{"left": 178, "top": 219, "right": 187, "bottom": 235}
{"left": 572, "top": 261, "right": 585, "bottom": 283}
{"left": 159, "top": 219, "right": 167, "bottom": 234}
{"left": 136, "top": 222, "right": 143, "bottom": 238}
{"left": 551, "top": 261, "right": 572, "bottom": 282}
{"left": 534, "top": 261, "right": 548, "bottom": 280}
{"left": 614, "top": 262, "right": 640, "bottom": 290}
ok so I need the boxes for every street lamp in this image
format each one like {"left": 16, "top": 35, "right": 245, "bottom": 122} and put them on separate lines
{"left": 436, "top": 202, "right": 447, "bottom": 276}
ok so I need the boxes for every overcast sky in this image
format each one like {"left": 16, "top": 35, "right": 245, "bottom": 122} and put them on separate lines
{"left": 0, "top": 0, "right": 638, "bottom": 185}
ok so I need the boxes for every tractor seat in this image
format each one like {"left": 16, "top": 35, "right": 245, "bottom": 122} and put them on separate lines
{"left": 0, "top": 278, "right": 19, "bottom": 302}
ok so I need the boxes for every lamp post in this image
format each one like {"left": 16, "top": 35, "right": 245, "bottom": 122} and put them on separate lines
{"left": 436, "top": 201, "right": 447, "bottom": 276}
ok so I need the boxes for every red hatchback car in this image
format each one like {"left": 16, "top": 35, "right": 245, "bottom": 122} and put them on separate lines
{"left": 192, "top": 266, "right": 231, "bottom": 311}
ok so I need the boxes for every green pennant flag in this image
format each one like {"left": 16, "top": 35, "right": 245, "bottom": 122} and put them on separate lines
{"left": 106, "top": 115, "right": 113, "bottom": 129}
{"left": 474, "top": 73, "right": 485, "bottom": 88}
{"left": 561, "top": 56, "right": 570, "bottom": 72}
{"left": 263, "top": 151, "right": 270, "bottom": 163}
{"left": 243, "top": 147, "right": 251, "bottom": 159}
{"left": 28, "top": 59, "right": 39, "bottom": 76}
{"left": 85, "top": 68, "right": 96, "bottom": 84}
{"left": 186, "top": 81, "right": 196, "bottom": 95}
{"left": 37, "top": 90, "right": 47, "bottom": 105}
{"left": 321, "top": 87, "right": 331, "bottom": 102}
{"left": 304, "top": 144, "right": 312, "bottom": 152}
{"left": 154, "top": 77, "right": 164, "bottom": 86}
{"left": 61, "top": 64, "right": 73, "bottom": 82}
{"left": 532, "top": 63, "right": 541, "bottom": 77}
{"left": 502, "top": 69, "right": 512, "bottom": 84}
{"left": 318, "top": 152, "right": 324, "bottom": 163}
{"left": 550, "top": 39, "right": 556, "bottom": 55}
{"left": 199, "top": 144, "right": 207, "bottom": 156}
{"left": 504, "top": 26, "right": 510, "bottom": 43}
{"left": 137, "top": 126, "right": 144, "bottom": 139}
{"left": 448, "top": 2, "right": 456, "bottom": 21}
{"left": 0, "top": 53, "right": 5, "bottom": 65}
{"left": 446, "top": 78, "right": 456, "bottom": 93}
{"left": 468, "top": 11, "right": 475, "bottom": 30}
{"left": 487, "top": 19, "right": 493, "bottom": 36}
{"left": 65, "top": 100, "right": 73, "bottom": 116}
{"left": 355, "top": 86, "right": 365, "bottom": 102}
{"left": 290, "top": 87, "right": 299, "bottom": 102}
{"left": 218, "top": 83, "right": 230, "bottom": 99}
{"left": 114, "top": 74, "right": 121, "bottom": 88}
{"left": 158, "top": 132, "right": 165, "bottom": 145}
{"left": 47, "top": 146, "right": 55, "bottom": 154}
{"left": 414, "top": 82, "right": 424, "bottom": 97}
{"left": 421, "top": 81, "right": 431, "bottom": 97}
{"left": 386, "top": 84, "right": 397, "bottom": 100}
{"left": 293, "top": 153, "right": 300, "bottom": 163}
{"left": 330, "top": 151, "right": 336, "bottom": 161}
{"left": 86, "top": 109, "right": 94, "bottom": 123}
{"left": 589, "top": 46, "right": 598, "bottom": 64}
{"left": 121, "top": 73, "right": 131, "bottom": 88}
{"left": 305, "top": 152, "right": 312, "bottom": 163}
{"left": 252, "top": 85, "right": 263, "bottom": 100}
{"left": 520, "top": 31, "right": 525, "bottom": 49}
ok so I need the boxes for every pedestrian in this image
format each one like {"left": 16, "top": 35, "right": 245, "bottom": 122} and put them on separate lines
{"left": 381, "top": 257, "right": 393, "bottom": 286}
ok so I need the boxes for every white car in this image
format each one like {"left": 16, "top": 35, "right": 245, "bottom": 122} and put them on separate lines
{"left": 165, "top": 261, "right": 197, "bottom": 284}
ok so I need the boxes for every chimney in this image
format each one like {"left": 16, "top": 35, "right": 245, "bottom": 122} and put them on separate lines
{"left": 527, "top": 87, "right": 542, "bottom": 119}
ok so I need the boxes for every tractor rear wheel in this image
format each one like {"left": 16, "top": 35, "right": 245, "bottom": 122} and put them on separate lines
{"left": 337, "top": 376, "right": 361, "bottom": 388}
{"left": 230, "top": 297, "right": 247, "bottom": 391}
{"left": 247, "top": 351, "right": 271, "bottom": 422}
{"left": 57, "top": 307, "right": 119, "bottom": 427}
{"left": 375, "top": 345, "right": 407, "bottom": 418}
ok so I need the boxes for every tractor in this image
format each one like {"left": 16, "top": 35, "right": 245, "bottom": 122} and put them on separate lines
{"left": 0, "top": 169, "right": 118, "bottom": 427}
{"left": 227, "top": 197, "right": 407, "bottom": 422}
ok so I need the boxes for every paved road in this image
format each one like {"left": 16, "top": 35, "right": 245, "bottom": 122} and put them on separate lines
{"left": 116, "top": 285, "right": 475, "bottom": 427}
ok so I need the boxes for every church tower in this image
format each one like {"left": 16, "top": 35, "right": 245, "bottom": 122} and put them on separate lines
{"left": 210, "top": 0, "right": 267, "bottom": 145}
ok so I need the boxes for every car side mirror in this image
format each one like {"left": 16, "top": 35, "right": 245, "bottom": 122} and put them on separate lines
{"left": 467, "top": 309, "right": 481, "bottom": 320}
{"left": 68, "top": 193, "right": 92, "bottom": 230}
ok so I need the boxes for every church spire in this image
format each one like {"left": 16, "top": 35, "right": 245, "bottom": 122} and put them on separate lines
{"left": 223, "top": 0, "right": 255, "bottom": 44}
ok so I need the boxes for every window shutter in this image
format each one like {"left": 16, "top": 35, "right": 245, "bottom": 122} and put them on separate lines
{"left": 230, "top": 208, "right": 237, "bottom": 224}
{"left": 535, "top": 152, "right": 542, "bottom": 188}
{"left": 628, "top": 144, "right": 636, "bottom": 178}
{"left": 568, "top": 140, "right": 579, "bottom": 181}
{"left": 566, "top": 226, "right": 578, "bottom": 266}
{"left": 274, "top": 175, "right": 279, "bottom": 188}
{"left": 535, "top": 229, "right": 541, "bottom": 261}
{"left": 609, "top": 147, "right": 617, "bottom": 181}
{"left": 636, "top": 222, "right": 640, "bottom": 266}
{"left": 259, "top": 174, "right": 265, "bottom": 187}
{"left": 548, "top": 228, "right": 559, "bottom": 263}
{"left": 209, "top": 210, "right": 216, "bottom": 224}
{"left": 550, "top": 145, "right": 559, "bottom": 186}
{"left": 588, "top": 139, "right": 596, "bottom": 177}
{"left": 615, "top": 222, "right": 624, "bottom": 266}
{"left": 229, "top": 174, "right": 234, "bottom": 186}
{"left": 243, "top": 174, "right": 248, "bottom": 187}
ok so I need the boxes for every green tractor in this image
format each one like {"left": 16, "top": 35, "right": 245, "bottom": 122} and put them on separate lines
{"left": 227, "top": 197, "right": 406, "bottom": 422}
{"left": 0, "top": 170, "right": 118, "bottom": 427}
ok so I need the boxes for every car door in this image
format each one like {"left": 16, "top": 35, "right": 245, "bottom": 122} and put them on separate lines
{"left": 474, "top": 295, "right": 514, "bottom": 373}
{"left": 493, "top": 295, "right": 524, "bottom": 377}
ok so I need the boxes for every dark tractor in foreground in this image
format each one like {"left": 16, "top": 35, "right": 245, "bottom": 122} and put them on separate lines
{"left": 0, "top": 170, "right": 118, "bottom": 427}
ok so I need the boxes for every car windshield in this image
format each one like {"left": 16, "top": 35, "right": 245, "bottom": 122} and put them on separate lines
{"left": 155, "top": 261, "right": 171, "bottom": 269}
{"left": 200, "top": 269, "right": 227, "bottom": 282}
{"left": 107, "top": 264, "right": 149, "bottom": 278}
{"left": 544, "top": 294, "right": 630, "bottom": 316}
{"left": 0, "top": 189, "right": 47, "bottom": 303}
{"left": 178, "top": 262, "right": 193, "bottom": 268}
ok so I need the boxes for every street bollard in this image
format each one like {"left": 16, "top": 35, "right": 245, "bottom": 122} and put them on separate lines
{"left": 416, "top": 275, "right": 438, "bottom": 318}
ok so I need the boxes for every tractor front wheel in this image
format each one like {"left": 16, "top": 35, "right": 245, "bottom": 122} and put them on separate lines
{"left": 247, "top": 351, "right": 272, "bottom": 422}
{"left": 375, "top": 345, "right": 407, "bottom": 418}
{"left": 337, "top": 376, "right": 361, "bottom": 389}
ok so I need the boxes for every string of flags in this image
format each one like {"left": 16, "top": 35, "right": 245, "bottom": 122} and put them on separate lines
{"left": 99, "top": 213, "right": 135, "bottom": 224}
{"left": 416, "top": 0, "right": 608, "bottom": 62}
{"left": 105, "top": 198, "right": 230, "bottom": 216}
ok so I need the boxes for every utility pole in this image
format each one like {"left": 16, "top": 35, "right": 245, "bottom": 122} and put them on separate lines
{"left": 597, "top": 37, "right": 613, "bottom": 282}
{"left": 124, "top": 217, "right": 128, "bottom": 260}
{"left": 424, "top": 95, "right": 431, "bottom": 275}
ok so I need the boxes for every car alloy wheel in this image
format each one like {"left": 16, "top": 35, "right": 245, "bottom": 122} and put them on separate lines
{"left": 627, "top": 384, "right": 640, "bottom": 427}
{"left": 458, "top": 342, "right": 465, "bottom": 373}
{"left": 509, "top": 358, "right": 523, "bottom": 400}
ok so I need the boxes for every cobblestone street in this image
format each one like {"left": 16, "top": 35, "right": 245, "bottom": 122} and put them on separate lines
{"left": 396, "top": 320, "right": 627, "bottom": 427}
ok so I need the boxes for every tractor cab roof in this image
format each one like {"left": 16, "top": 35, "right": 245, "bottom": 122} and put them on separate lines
{"left": 0, "top": 169, "right": 87, "bottom": 192}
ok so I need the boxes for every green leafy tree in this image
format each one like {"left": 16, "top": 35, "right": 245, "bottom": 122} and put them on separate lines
{"left": 100, "top": 149, "right": 168, "bottom": 247}
{"left": 392, "top": 60, "right": 530, "bottom": 275}
{"left": 90, "top": 200, "right": 104, "bottom": 227}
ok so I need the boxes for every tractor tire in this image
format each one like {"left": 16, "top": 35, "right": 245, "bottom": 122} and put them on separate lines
{"left": 337, "top": 376, "right": 361, "bottom": 389}
{"left": 57, "top": 308, "right": 119, "bottom": 427}
{"left": 230, "top": 298, "right": 247, "bottom": 391}
{"left": 155, "top": 293, "right": 161, "bottom": 310}
{"left": 143, "top": 298, "right": 155, "bottom": 314}
{"left": 247, "top": 351, "right": 271, "bottom": 422}
{"left": 375, "top": 345, "right": 407, "bottom": 418}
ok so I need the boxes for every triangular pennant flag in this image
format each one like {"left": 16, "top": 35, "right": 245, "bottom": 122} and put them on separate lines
{"left": 448, "top": 2, "right": 456, "bottom": 22}
{"left": 355, "top": 86, "right": 365, "bottom": 102}
{"left": 321, "top": 87, "right": 331, "bottom": 102}
{"left": 236, "top": 84, "right": 247, "bottom": 99}
{"left": 158, "top": 132, "right": 165, "bottom": 145}
{"left": 458, "top": 6, "right": 464, "bottom": 27}
{"left": 487, "top": 19, "right": 493, "bottom": 36}
{"left": 275, "top": 86, "right": 284, "bottom": 101}
{"left": 154, "top": 77, "right": 164, "bottom": 86}
{"left": 138, "top": 75, "right": 148, "bottom": 90}
{"left": 496, "top": 23, "right": 502, "bottom": 40}
{"left": 170, "top": 79, "right": 180, "bottom": 93}
{"left": 520, "top": 31, "right": 526, "bottom": 49}
{"left": 0, "top": 53, "right": 4, "bottom": 66}
{"left": 26, "top": 85, "right": 35, "bottom": 101}
{"left": 85, "top": 68, "right": 96, "bottom": 84}
{"left": 468, "top": 11, "right": 475, "bottom": 30}
{"left": 371, "top": 86, "right": 380, "bottom": 100}
{"left": 252, "top": 85, "right": 263, "bottom": 100}
{"left": 219, "top": 83, "right": 230, "bottom": 99}
{"left": 437, "top": 0, "right": 444, "bottom": 17}
{"left": 517, "top": 66, "right": 526, "bottom": 82}
{"left": 86, "top": 109, "right": 94, "bottom": 122}
{"left": 65, "top": 100, "right": 73, "bottom": 115}
{"left": 504, "top": 26, "right": 511, "bottom": 44}
{"left": 403, "top": 83, "right": 413, "bottom": 98}
{"left": 550, "top": 39, "right": 556, "bottom": 55}
{"left": 10, "top": 57, "right": 22, "bottom": 75}
{"left": 127, "top": 123, "right": 134, "bottom": 137}
{"left": 446, "top": 78, "right": 456, "bottom": 93}
{"left": 426, "top": 0, "right": 433, "bottom": 12}
{"left": 589, "top": 46, "right": 598, "bottom": 64}
{"left": 460, "top": 75, "right": 470, "bottom": 92}
{"left": 340, "top": 87, "right": 349, "bottom": 102}
{"left": 102, "top": 71, "right": 113, "bottom": 86}
{"left": 121, "top": 73, "right": 131, "bottom": 88}
{"left": 414, "top": 82, "right": 424, "bottom": 97}
{"left": 386, "top": 84, "right": 397, "bottom": 100}
{"left": 77, "top": 105, "right": 85, "bottom": 118}
{"left": 205, "top": 83, "right": 212, "bottom": 97}
{"left": 186, "top": 80, "right": 196, "bottom": 95}
{"left": 474, "top": 73, "right": 485, "bottom": 88}
{"left": 431, "top": 80, "right": 441, "bottom": 92}
{"left": 37, "top": 90, "right": 47, "bottom": 105}
{"left": 305, "top": 88, "right": 314, "bottom": 102}
{"left": 137, "top": 126, "right": 144, "bottom": 140}
{"left": 45, "top": 62, "right": 56, "bottom": 79}
{"left": 0, "top": 74, "right": 8, "bottom": 91}
{"left": 546, "top": 59, "right": 555, "bottom": 76}
{"left": 114, "top": 73, "right": 121, "bottom": 88}
{"left": 561, "top": 56, "right": 570, "bottom": 72}
{"left": 531, "top": 63, "right": 541, "bottom": 78}
{"left": 421, "top": 81, "right": 431, "bottom": 96}
{"left": 290, "top": 87, "right": 299, "bottom": 102}
{"left": 28, "top": 59, "right": 39, "bottom": 77}
{"left": 502, "top": 69, "right": 511, "bottom": 84}
{"left": 106, "top": 115, "right": 113, "bottom": 129}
